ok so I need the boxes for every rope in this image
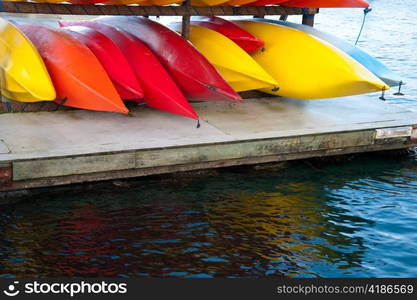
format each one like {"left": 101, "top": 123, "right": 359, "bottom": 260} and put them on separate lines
{"left": 355, "top": 7, "right": 372, "bottom": 46}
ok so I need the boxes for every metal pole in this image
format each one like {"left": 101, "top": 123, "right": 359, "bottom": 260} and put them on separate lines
{"left": 181, "top": 0, "right": 191, "bottom": 39}
{"left": 302, "top": 8, "right": 315, "bottom": 26}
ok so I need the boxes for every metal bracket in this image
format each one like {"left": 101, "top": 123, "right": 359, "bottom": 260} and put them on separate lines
{"left": 375, "top": 126, "right": 412, "bottom": 139}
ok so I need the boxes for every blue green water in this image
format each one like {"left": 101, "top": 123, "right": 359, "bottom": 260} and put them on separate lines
{"left": 1, "top": 0, "right": 417, "bottom": 278}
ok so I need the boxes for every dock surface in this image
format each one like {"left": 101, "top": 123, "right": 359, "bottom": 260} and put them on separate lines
{"left": 1, "top": 96, "right": 417, "bottom": 192}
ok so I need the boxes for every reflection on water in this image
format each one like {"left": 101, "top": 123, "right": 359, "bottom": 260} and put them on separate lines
{"left": 1, "top": 153, "right": 417, "bottom": 278}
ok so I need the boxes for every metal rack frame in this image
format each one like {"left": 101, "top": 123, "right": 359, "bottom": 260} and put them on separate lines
{"left": 0, "top": 2, "right": 319, "bottom": 38}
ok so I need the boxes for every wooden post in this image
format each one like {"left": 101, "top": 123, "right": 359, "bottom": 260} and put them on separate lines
{"left": 302, "top": 8, "right": 315, "bottom": 26}
{"left": 181, "top": 0, "right": 191, "bottom": 39}
{"left": 0, "top": 166, "right": 12, "bottom": 187}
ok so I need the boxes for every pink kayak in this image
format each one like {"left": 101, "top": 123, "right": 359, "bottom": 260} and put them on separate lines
{"left": 63, "top": 26, "right": 144, "bottom": 101}
{"left": 95, "top": 16, "right": 242, "bottom": 103}
{"left": 59, "top": 21, "right": 199, "bottom": 121}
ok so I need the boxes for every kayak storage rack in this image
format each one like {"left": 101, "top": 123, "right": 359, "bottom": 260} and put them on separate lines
{"left": 0, "top": 2, "right": 319, "bottom": 38}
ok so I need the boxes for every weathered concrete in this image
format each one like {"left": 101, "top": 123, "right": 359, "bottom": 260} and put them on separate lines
{"left": 1, "top": 96, "right": 417, "bottom": 191}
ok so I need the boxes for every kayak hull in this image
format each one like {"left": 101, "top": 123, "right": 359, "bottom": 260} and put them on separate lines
{"left": 191, "top": 16, "right": 264, "bottom": 53}
{"left": 249, "top": 0, "right": 287, "bottom": 6}
{"left": 19, "top": 25, "right": 128, "bottom": 114}
{"left": 281, "top": 0, "right": 369, "bottom": 8}
{"left": 63, "top": 26, "right": 144, "bottom": 100}
{"left": 233, "top": 20, "right": 389, "bottom": 99}
{"left": 170, "top": 23, "right": 278, "bottom": 92}
{"left": 191, "top": 0, "right": 229, "bottom": 5}
{"left": 95, "top": 16, "right": 242, "bottom": 102}
{"left": 224, "top": 0, "right": 256, "bottom": 5}
{"left": 60, "top": 21, "right": 199, "bottom": 120}
{"left": 0, "top": 18, "right": 55, "bottom": 102}
{"left": 255, "top": 18, "right": 402, "bottom": 87}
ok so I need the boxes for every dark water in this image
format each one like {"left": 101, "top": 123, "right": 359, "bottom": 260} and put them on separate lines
{"left": 1, "top": 0, "right": 417, "bottom": 278}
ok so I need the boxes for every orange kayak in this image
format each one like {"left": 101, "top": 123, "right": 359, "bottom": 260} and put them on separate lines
{"left": 18, "top": 25, "right": 128, "bottom": 114}
{"left": 281, "top": 0, "right": 369, "bottom": 8}
{"left": 249, "top": 0, "right": 287, "bottom": 6}
{"left": 59, "top": 21, "right": 199, "bottom": 121}
{"left": 62, "top": 26, "right": 144, "bottom": 101}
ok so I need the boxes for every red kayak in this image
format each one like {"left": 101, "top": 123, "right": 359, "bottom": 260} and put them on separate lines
{"left": 190, "top": 16, "right": 264, "bottom": 53}
{"left": 281, "top": 0, "right": 369, "bottom": 8}
{"left": 249, "top": 0, "right": 288, "bottom": 7}
{"left": 63, "top": 26, "right": 144, "bottom": 101}
{"left": 60, "top": 21, "right": 199, "bottom": 121}
{"left": 95, "top": 16, "right": 242, "bottom": 103}
{"left": 67, "top": 0, "right": 107, "bottom": 3}
{"left": 18, "top": 25, "right": 128, "bottom": 114}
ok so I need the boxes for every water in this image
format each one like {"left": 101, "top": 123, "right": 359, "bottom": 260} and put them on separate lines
{"left": 1, "top": 0, "right": 417, "bottom": 278}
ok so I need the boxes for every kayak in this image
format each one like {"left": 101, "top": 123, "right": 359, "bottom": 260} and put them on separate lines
{"left": 30, "top": 0, "right": 64, "bottom": 3}
{"left": 18, "top": 25, "right": 128, "bottom": 114}
{"left": 223, "top": 0, "right": 257, "bottom": 5}
{"left": 95, "top": 16, "right": 242, "bottom": 102}
{"left": 255, "top": 18, "right": 402, "bottom": 87}
{"left": 191, "top": 0, "right": 230, "bottom": 6}
{"left": 249, "top": 0, "right": 288, "bottom": 6}
{"left": 170, "top": 23, "right": 278, "bottom": 92}
{"left": 104, "top": 0, "right": 151, "bottom": 4}
{"left": 67, "top": 0, "right": 108, "bottom": 3}
{"left": 0, "top": 18, "right": 55, "bottom": 102}
{"left": 63, "top": 26, "right": 144, "bottom": 100}
{"left": 105, "top": 0, "right": 182, "bottom": 4}
{"left": 281, "top": 0, "right": 369, "bottom": 8}
{"left": 148, "top": 0, "right": 184, "bottom": 4}
{"left": 60, "top": 21, "right": 199, "bottom": 120}
{"left": 191, "top": 16, "right": 264, "bottom": 53}
{"left": 232, "top": 20, "right": 389, "bottom": 99}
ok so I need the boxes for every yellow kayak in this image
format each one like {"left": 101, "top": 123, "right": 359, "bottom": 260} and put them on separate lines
{"left": 104, "top": 0, "right": 153, "bottom": 4}
{"left": 224, "top": 0, "right": 257, "bottom": 5}
{"left": 0, "top": 18, "right": 55, "bottom": 102}
{"left": 171, "top": 24, "right": 278, "bottom": 92}
{"left": 1, "top": 90, "right": 47, "bottom": 103}
{"left": 30, "top": 0, "right": 64, "bottom": 3}
{"left": 191, "top": 0, "right": 229, "bottom": 6}
{"left": 233, "top": 20, "right": 389, "bottom": 99}
{"left": 149, "top": 0, "right": 184, "bottom": 4}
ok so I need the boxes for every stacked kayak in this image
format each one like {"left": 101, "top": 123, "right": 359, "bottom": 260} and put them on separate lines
{"left": 191, "top": 0, "right": 229, "bottom": 5}
{"left": 281, "top": 0, "right": 370, "bottom": 8}
{"left": 191, "top": 16, "right": 264, "bottom": 53}
{"left": 249, "top": 1, "right": 288, "bottom": 6}
{"left": 59, "top": 21, "right": 199, "bottom": 120}
{"left": 94, "top": 16, "right": 242, "bottom": 102}
{"left": 1, "top": 0, "right": 371, "bottom": 5}
{"left": 232, "top": 20, "right": 389, "bottom": 99}
{"left": 253, "top": 18, "right": 402, "bottom": 87}
{"left": 19, "top": 25, "right": 129, "bottom": 114}
{"left": 62, "top": 26, "right": 144, "bottom": 101}
{"left": 1, "top": 11, "right": 401, "bottom": 119}
{"left": 169, "top": 23, "right": 278, "bottom": 92}
{"left": 0, "top": 18, "right": 55, "bottom": 103}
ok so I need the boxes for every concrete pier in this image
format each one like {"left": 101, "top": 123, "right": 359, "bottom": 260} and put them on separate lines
{"left": 1, "top": 96, "right": 417, "bottom": 192}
